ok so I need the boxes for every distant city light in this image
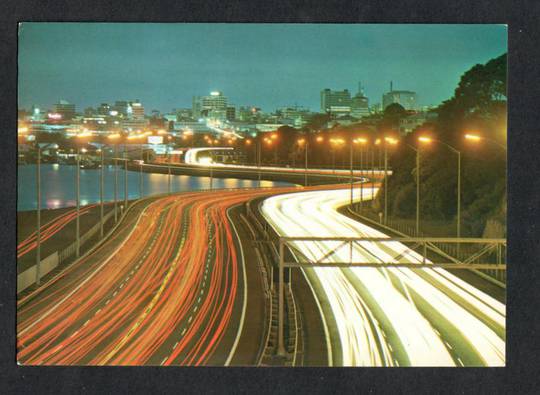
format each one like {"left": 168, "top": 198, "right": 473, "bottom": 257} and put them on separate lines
{"left": 48, "top": 113, "right": 62, "bottom": 120}
{"left": 148, "top": 136, "right": 163, "bottom": 145}
{"left": 199, "top": 157, "right": 213, "bottom": 165}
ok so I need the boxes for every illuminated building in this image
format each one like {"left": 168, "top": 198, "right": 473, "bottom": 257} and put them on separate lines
{"left": 382, "top": 81, "right": 417, "bottom": 110}
{"left": 54, "top": 100, "right": 76, "bottom": 120}
{"left": 192, "top": 91, "right": 228, "bottom": 120}
{"left": 321, "top": 89, "right": 352, "bottom": 114}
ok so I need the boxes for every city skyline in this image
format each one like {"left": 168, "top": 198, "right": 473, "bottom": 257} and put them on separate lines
{"left": 18, "top": 23, "right": 507, "bottom": 112}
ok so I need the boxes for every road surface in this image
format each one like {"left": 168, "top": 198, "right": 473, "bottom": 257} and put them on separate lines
{"left": 261, "top": 186, "right": 506, "bottom": 366}
{"left": 17, "top": 187, "right": 296, "bottom": 366}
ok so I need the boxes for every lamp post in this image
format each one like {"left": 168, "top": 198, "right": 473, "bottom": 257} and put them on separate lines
{"left": 464, "top": 133, "right": 507, "bottom": 151}
{"left": 111, "top": 140, "right": 118, "bottom": 223}
{"left": 99, "top": 148, "right": 104, "bottom": 238}
{"left": 34, "top": 142, "right": 60, "bottom": 285}
{"left": 404, "top": 143, "right": 421, "bottom": 236}
{"left": 382, "top": 137, "right": 398, "bottom": 226}
{"left": 124, "top": 145, "right": 128, "bottom": 210}
{"left": 419, "top": 137, "right": 461, "bottom": 242}
{"left": 330, "top": 138, "right": 344, "bottom": 176}
{"left": 35, "top": 145, "right": 41, "bottom": 285}
{"left": 297, "top": 137, "right": 308, "bottom": 187}
{"left": 353, "top": 138, "right": 368, "bottom": 212}
{"left": 167, "top": 144, "right": 172, "bottom": 195}
{"left": 371, "top": 143, "right": 376, "bottom": 202}
{"left": 258, "top": 138, "right": 262, "bottom": 187}
{"left": 139, "top": 144, "right": 144, "bottom": 199}
{"left": 76, "top": 146, "right": 81, "bottom": 257}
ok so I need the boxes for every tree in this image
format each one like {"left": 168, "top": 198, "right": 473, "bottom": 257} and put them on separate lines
{"left": 380, "top": 103, "right": 407, "bottom": 131}
{"left": 378, "top": 53, "right": 507, "bottom": 236}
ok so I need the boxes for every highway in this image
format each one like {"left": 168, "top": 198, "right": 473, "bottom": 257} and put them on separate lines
{"left": 17, "top": 186, "right": 296, "bottom": 366}
{"left": 17, "top": 204, "right": 97, "bottom": 258}
{"left": 261, "top": 186, "right": 506, "bottom": 366}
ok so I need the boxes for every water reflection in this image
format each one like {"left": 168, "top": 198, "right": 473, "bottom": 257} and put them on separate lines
{"left": 18, "top": 164, "right": 291, "bottom": 211}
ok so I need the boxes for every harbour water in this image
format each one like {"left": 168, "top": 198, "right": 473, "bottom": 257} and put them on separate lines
{"left": 17, "top": 164, "right": 292, "bottom": 211}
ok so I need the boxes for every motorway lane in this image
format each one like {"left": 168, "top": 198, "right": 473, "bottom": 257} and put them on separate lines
{"left": 17, "top": 204, "right": 98, "bottom": 259}
{"left": 261, "top": 186, "right": 506, "bottom": 367}
{"left": 17, "top": 187, "right": 297, "bottom": 366}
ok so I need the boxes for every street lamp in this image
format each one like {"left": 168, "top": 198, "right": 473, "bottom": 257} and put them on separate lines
{"left": 403, "top": 142, "right": 421, "bottom": 235}
{"left": 329, "top": 137, "right": 344, "bottom": 174}
{"left": 108, "top": 134, "right": 121, "bottom": 223}
{"left": 98, "top": 148, "right": 105, "bottom": 238}
{"left": 419, "top": 136, "right": 462, "bottom": 242}
{"left": 73, "top": 136, "right": 92, "bottom": 258}
{"left": 382, "top": 137, "right": 398, "bottom": 225}
{"left": 34, "top": 142, "right": 57, "bottom": 284}
{"left": 353, "top": 138, "right": 368, "bottom": 212}
{"left": 464, "top": 133, "right": 507, "bottom": 151}
{"left": 297, "top": 137, "right": 308, "bottom": 187}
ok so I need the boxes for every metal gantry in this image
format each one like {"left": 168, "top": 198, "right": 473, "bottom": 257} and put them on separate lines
{"left": 275, "top": 236, "right": 506, "bottom": 356}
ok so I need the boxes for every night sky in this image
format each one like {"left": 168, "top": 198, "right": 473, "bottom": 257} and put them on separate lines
{"left": 18, "top": 23, "right": 507, "bottom": 113}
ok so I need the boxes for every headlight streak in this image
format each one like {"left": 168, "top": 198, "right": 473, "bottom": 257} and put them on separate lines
{"left": 261, "top": 186, "right": 505, "bottom": 367}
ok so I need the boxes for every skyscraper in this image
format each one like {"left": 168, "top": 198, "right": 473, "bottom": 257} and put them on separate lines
{"left": 320, "top": 89, "right": 352, "bottom": 115}
{"left": 193, "top": 91, "right": 228, "bottom": 120}
{"left": 54, "top": 100, "right": 76, "bottom": 120}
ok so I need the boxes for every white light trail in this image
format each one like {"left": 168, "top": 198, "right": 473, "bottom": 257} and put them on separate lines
{"left": 261, "top": 187, "right": 505, "bottom": 366}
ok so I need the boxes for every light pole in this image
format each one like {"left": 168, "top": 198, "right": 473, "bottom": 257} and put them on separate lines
{"left": 99, "top": 148, "right": 104, "bottom": 238}
{"left": 371, "top": 143, "right": 376, "bottom": 203}
{"left": 404, "top": 143, "right": 421, "bottom": 236}
{"left": 112, "top": 141, "right": 119, "bottom": 223}
{"left": 124, "top": 145, "right": 128, "bottom": 210}
{"left": 34, "top": 142, "right": 60, "bottom": 285}
{"left": 167, "top": 144, "right": 172, "bottom": 195}
{"left": 139, "top": 144, "right": 144, "bottom": 199}
{"left": 107, "top": 134, "right": 124, "bottom": 222}
{"left": 384, "top": 142, "right": 388, "bottom": 224}
{"left": 297, "top": 137, "right": 308, "bottom": 187}
{"left": 258, "top": 138, "right": 262, "bottom": 187}
{"left": 382, "top": 137, "right": 398, "bottom": 226}
{"left": 349, "top": 140, "right": 354, "bottom": 205}
{"left": 419, "top": 137, "right": 461, "bottom": 241}
{"left": 464, "top": 133, "right": 507, "bottom": 151}
{"left": 330, "top": 138, "right": 344, "bottom": 176}
{"left": 76, "top": 146, "right": 81, "bottom": 257}
{"left": 35, "top": 145, "right": 41, "bottom": 285}
{"left": 353, "top": 138, "right": 368, "bottom": 212}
